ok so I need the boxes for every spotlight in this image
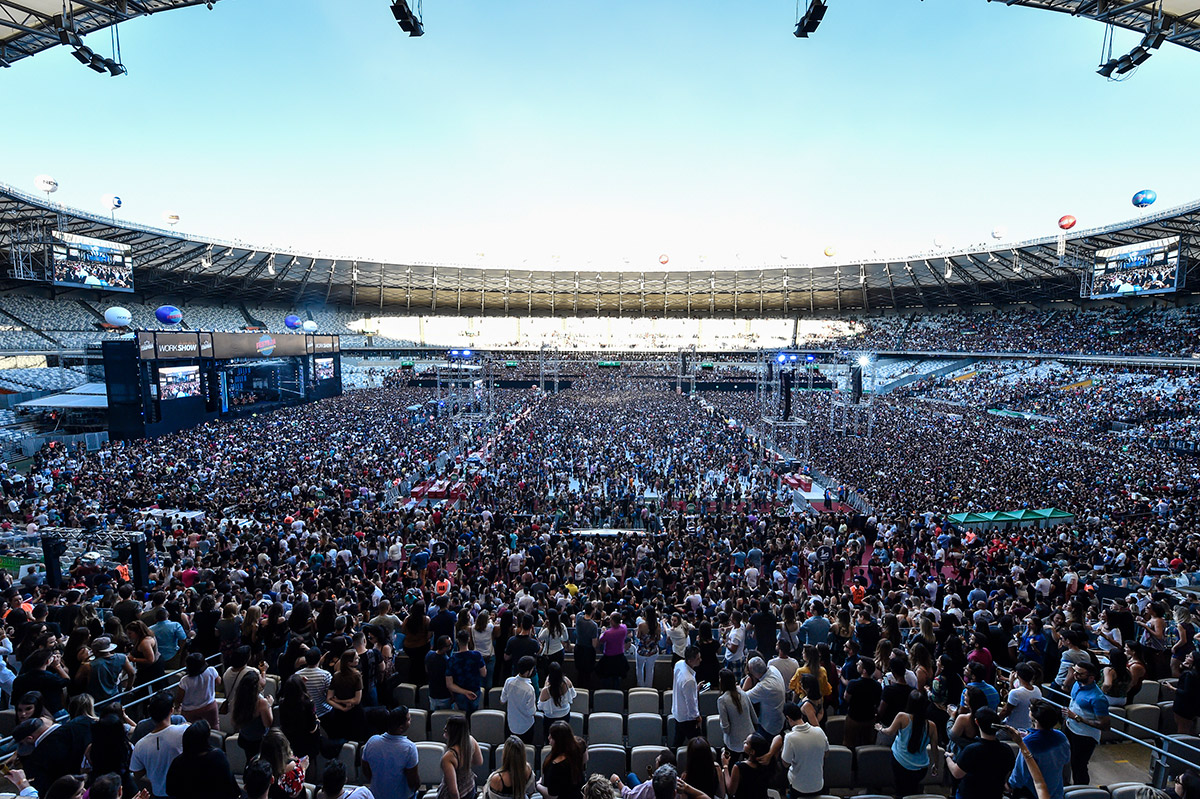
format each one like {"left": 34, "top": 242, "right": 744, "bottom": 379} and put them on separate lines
{"left": 86, "top": 52, "right": 107, "bottom": 72}
{"left": 794, "top": 0, "right": 827, "bottom": 38}
{"left": 789, "top": 355, "right": 798, "bottom": 361}
{"left": 777, "top": 354, "right": 787, "bottom": 364}
{"left": 1129, "top": 46, "right": 1152, "bottom": 67}
{"left": 103, "top": 57, "right": 127, "bottom": 76}
{"left": 857, "top": 355, "right": 871, "bottom": 367}
{"left": 450, "top": 350, "right": 460, "bottom": 356}
{"left": 1143, "top": 30, "right": 1166, "bottom": 50}
{"left": 70, "top": 46, "right": 93, "bottom": 64}
{"left": 390, "top": 1, "right": 424, "bottom": 36}
{"left": 806, "top": 355, "right": 816, "bottom": 362}
{"left": 58, "top": 29, "right": 81, "bottom": 47}
{"left": 1097, "top": 59, "right": 1118, "bottom": 78}
{"left": 1115, "top": 53, "right": 1136, "bottom": 74}
{"left": 462, "top": 349, "right": 471, "bottom": 357}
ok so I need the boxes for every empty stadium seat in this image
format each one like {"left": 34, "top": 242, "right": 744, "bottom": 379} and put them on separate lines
{"left": 474, "top": 742, "right": 492, "bottom": 786}
{"left": 823, "top": 745, "right": 854, "bottom": 790}
{"left": 586, "top": 745, "right": 628, "bottom": 777}
{"left": 628, "top": 714, "right": 664, "bottom": 747}
{"left": 472, "top": 709, "right": 507, "bottom": 746}
{"left": 409, "top": 709, "right": 429, "bottom": 742}
{"left": 224, "top": 734, "right": 247, "bottom": 777}
{"left": 704, "top": 715, "right": 721, "bottom": 745}
{"left": 416, "top": 742, "right": 446, "bottom": 787}
{"left": 698, "top": 691, "right": 718, "bottom": 718}
{"left": 568, "top": 712, "right": 585, "bottom": 738}
{"left": 854, "top": 746, "right": 894, "bottom": 789}
{"left": 594, "top": 690, "right": 624, "bottom": 713}
{"left": 1134, "top": 681, "right": 1162, "bottom": 705}
{"left": 395, "top": 683, "right": 418, "bottom": 708}
{"left": 1123, "top": 704, "right": 1161, "bottom": 740}
{"left": 488, "top": 687, "right": 506, "bottom": 709}
{"left": 588, "top": 713, "right": 624, "bottom": 745}
{"left": 628, "top": 691, "right": 659, "bottom": 715}
{"left": 1063, "top": 788, "right": 1110, "bottom": 799}
{"left": 431, "top": 710, "right": 458, "bottom": 742}
{"left": 571, "top": 689, "right": 590, "bottom": 714}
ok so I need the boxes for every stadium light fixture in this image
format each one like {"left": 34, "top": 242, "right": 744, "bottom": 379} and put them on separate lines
{"left": 794, "top": 0, "right": 827, "bottom": 38}
{"left": 856, "top": 355, "right": 871, "bottom": 367}
{"left": 1097, "top": 59, "right": 1119, "bottom": 78}
{"left": 1129, "top": 46, "right": 1153, "bottom": 67}
{"left": 777, "top": 354, "right": 787, "bottom": 364}
{"left": 1115, "top": 53, "right": 1136, "bottom": 74}
{"left": 1143, "top": 30, "right": 1166, "bottom": 50}
{"left": 391, "top": 1, "right": 424, "bottom": 37}
{"left": 86, "top": 52, "right": 109, "bottom": 73}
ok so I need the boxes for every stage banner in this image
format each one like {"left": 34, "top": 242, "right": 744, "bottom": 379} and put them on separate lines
{"left": 154, "top": 332, "right": 200, "bottom": 360}
{"left": 211, "top": 332, "right": 307, "bottom": 359}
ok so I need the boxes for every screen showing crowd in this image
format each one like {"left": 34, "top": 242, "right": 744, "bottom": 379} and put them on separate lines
{"left": 158, "top": 365, "right": 201, "bottom": 400}
{"left": 1091, "top": 235, "right": 1181, "bottom": 299}
{"left": 50, "top": 230, "right": 134, "bottom": 291}
{"left": 315, "top": 357, "right": 334, "bottom": 381}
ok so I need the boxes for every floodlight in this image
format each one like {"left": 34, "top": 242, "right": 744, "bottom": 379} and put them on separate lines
{"left": 794, "top": 0, "right": 827, "bottom": 38}
{"left": 462, "top": 349, "right": 471, "bottom": 357}
{"left": 806, "top": 355, "right": 816, "bottom": 362}
{"left": 1143, "top": 30, "right": 1166, "bottom": 50}
{"left": 1097, "top": 59, "right": 1118, "bottom": 78}
{"left": 856, "top": 355, "right": 871, "bottom": 367}
{"left": 1129, "top": 46, "right": 1152, "bottom": 67}
{"left": 1115, "top": 53, "right": 1136, "bottom": 74}
{"left": 777, "top": 354, "right": 787, "bottom": 364}
{"left": 70, "top": 46, "right": 93, "bottom": 64}
{"left": 450, "top": 350, "right": 460, "bottom": 356}
{"left": 390, "top": 1, "right": 424, "bottom": 36}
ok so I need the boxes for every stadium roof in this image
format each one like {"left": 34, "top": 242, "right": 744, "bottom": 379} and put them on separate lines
{"left": 1004, "top": 1, "right": 1200, "bottom": 54}
{"left": 0, "top": 1, "right": 213, "bottom": 66}
{"left": 1, "top": 180, "right": 1198, "bottom": 315}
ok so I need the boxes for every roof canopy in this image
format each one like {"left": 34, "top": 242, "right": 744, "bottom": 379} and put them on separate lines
{"left": 947, "top": 507, "right": 1076, "bottom": 529}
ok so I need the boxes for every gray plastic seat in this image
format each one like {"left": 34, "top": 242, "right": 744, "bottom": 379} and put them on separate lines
{"left": 416, "top": 742, "right": 446, "bottom": 787}
{"left": 628, "top": 691, "right": 660, "bottom": 715}
{"left": 854, "top": 746, "right": 894, "bottom": 789}
{"left": 824, "top": 745, "right": 854, "bottom": 790}
{"left": 631, "top": 745, "right": 667, "bottom": 780}
{"left": 629, "top": 714, "right": 664, "bottom": 747}
{"left": 594, "top": 690, "right": 625, "bottom": 713}
{"left": 586, "top": 745, "right": 628, "bottom": 778}
{"left": 408, "top": 709, "right": 429, "bottom": 742}
{"left": 473, "top": 709, "right": 507, "bottom": 746}
{"left": 589, "top": 712, "right": 624, "bottom": 745}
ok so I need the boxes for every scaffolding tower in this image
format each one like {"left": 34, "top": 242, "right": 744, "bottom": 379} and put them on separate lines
{"left": 756, "top": 354, "right": 816, "bottom": 465}
{"left": 829, "top": 351, "right": 876, "bottom": 439}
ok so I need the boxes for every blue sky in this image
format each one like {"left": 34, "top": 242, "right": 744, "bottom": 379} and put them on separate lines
{"left": 2, "top": 0, "right": 1198, "bottom": 270}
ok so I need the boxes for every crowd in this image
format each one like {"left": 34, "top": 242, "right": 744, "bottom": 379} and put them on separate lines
{"left": 0, "top": 361, "right": 1197, "bottom": 799}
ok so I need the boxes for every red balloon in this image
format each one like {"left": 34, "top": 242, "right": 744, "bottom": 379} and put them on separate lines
{"left": 1058, "top": 215, "right": 1077, "bottom": 230}
{"left": 284, "top": 516, "right": 294, "bottom": 525}
{"left": 659, "top": 254, "right": 669, "bottom": 265}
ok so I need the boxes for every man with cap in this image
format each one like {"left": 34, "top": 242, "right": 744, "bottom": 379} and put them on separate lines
{"left": 10, "top": 716, "right": 76, "bottom": 796}
{"left": 80, "top": 636, "right": 135, "bottom": 701}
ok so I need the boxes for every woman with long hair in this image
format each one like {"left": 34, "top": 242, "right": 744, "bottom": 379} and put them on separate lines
{"left": 878, "top": 690, "right": 939, "bottom": 798}
{"left": 536, "top": 721, "right": 586, "bottom": 799}
{"left": 722, "top": 732, "right": 771, "bottom": 799}
{"left": 799, "top": 673, "right": 824, "bottom": 728}
{"left": 779, "top": 605, "right": 803, "bottom": 653}
{"left": 1101, "top": 650, "right": 1132, "bottom": 709}
{"left": 126, "top": 621, "right": 163, "bottom": 686}
{"left": 947, "top": 686, "right": 986, "bottom": 754}
{"left": 537, "top": 661, "right": 577, "bottom": 740}
{"left": 1139, "top": 601, "right": 1170, "bottom": 679}
{"left": 62, "top": 627, "right": 92, "bottom": 695}
{"left": 1125, "top": 641, "right": 1149, "bottom": 703}
{"left": 1166, "top": 651, "right": 1200, "bottom": 735}
{"left": 174, "top": 652, "right": 221, "bottom": 727}
{"left": 682, "top": 737, "right": 725, "bottom": 799}
{"left": 257, "top": 729, "right": 309, "bottom": 799}
{"left": 438, "top": 714, "right": 484, "bottom": 799}
{"left": 539, "top": 608, "right": 570, "bottom": 677}
{"left": 263, "top": 603, "right": 291, "bottom": 670}
{"left": 402, "top": 601, "right": 431, "bottom": 685}
{"left": 484, "top": 736, "right": 535, "bottom": 799}
{"left": 83, "top": 713, "right": 136, "bottom": 797}
{"left": 277, "top": 673, "right": 330, "bottom": 761}
{"left": 232, "top": 668, "right": 273, "bottom": 759}
{"left": 697, "top": 621, "right": 721, "bottom": 688}
{"left": 717, "top": 668, "right": 757, "bottom": 754}
{"left": 216, "top": 602, "right": 243, "bottom": 666}
{"left": 326, "top": 649, "right": 365, "bottom": 742}
{"left": 634, "top": 606, "right": 661, "bottom": 688}
{"left": 165, "top": 719, "right": 241, "bottom": 799}
{"left": 474, "top": 610, "right": 497, "bottom": 690}
{"left": 242, "top": 604, "right": 264, "bottom": 660}
{"left": 193, "top": 595, "right": 221, "bottom": 657}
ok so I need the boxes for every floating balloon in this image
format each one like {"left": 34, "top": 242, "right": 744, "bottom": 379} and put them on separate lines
{"left": 301, "top": 320, "right": 318, "bottom": 333}
{"left": 162, "top": 211, "right": 180, "bottom": 226}
{"left": 102, "top": 194, "right": 122, "bottom": 211}
{"left": 658, "top": 254, "right": 669, "bottom": 265}
{"left": 933, "top": 236, "right": 946, "bottom": 248}
{"left": 991, "top": 226, "right": 1007, "bottom": 240}
{"left": 34, "top": 175, "right": 58, "bottom": 194}
{"left": 103, "top": 307, "right": 132, "bottom": 327}
{"left": 1132, "top": 189, "right": 1157, "bottom": 208}
{"left": 284, "top": 314, "right": 302, "bottom": 330}
{"left": 823, "top": 246, "right": 837, "bottom": 258}
{"left": 284, "top": 516, "right": 294, "bottom": 525}
{"left": 1058, "top": 215, "right": 1077, "bottom": 231}
{"left": 155, "top": 305, "right": 182, "bottom": 325}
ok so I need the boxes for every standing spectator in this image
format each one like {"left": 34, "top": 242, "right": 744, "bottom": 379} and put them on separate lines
{"left": 401, "top": 602, "right": 431, "bottom": 686}
{"left": 327, "top": 649, "right": 365, "bottom": 742}
{"left": 506, "top": 616, "right": 541, "bottom": 687}
{"left": 473, "top": 610, "right": 498, "bottom": 690}
{"left": 681, "top": 737, "right": 725, "bottom": 799}
{"left": 131, "top": 692, "right": 189, "bottom": 799}
{"left": 438, "top": 714, "right": 483, "bottom": 799}
{"left": 537, "top": 721, "right": 587, "bottom": 799}
{"left": 258, "top": 729, "right": 309, "bottom": 799}
{"left": 742, "top": 657, "right": 786, "bottom": 737}
{"left": 426, "top": 635, "right": 455, "bottom": 711}
{"left": 1007, "top": 701, "right": 1071, "bottom": 799}
{"left": 717, "top": 669, "right": 758, "bottom": 755}
{"left": 724, "top": 612, "right": 746, "bottom": 680}
{"left": 487, "top": 735, "right": 536, "bottom": 799}
{"left": 633, "top": 607, "right": 661, "bottom": 688}
{"left": 12, "top": 648, "right": 69, "bottom": 716}
{"left": 1167, "top": 651, "right": 1200, "bottom": 735}
{"left": 877, "top": 690, "right": 939, "bottom": 798}
{"left": 174, "top": 652, "right": 220, "bottom": 727}
{"left": 501, "top": 656, "right": 538, "bottom": 743}
{"left": 596, "top": 613, "right": 629, "bottom": 689}
{"left": 361, "top": 706, "right": 420, "bottom": 799}
{"left": 721, "top": 733, "right": 771, "bottom": 799}
{"left": 573, "top": 605, "right": 599, "bottom": 690}
{"left": 448, "top": 629, "right": 486, "bottom": 713}
{"left": 165, "top": 719, "right": 241, "bottom": 799}
{"left": 946, "top": 707, "right": 1016, "bottom": 799}
{"left": 842, "top": 657, "right": 881, "bottom": 752}
{"left": 539, "top": 608, "right": 571, "bottom": 678}
{"left": 10, "top": 717, "right": 76, "bottom": 796}
{"left": 151, "top": 608, "right": 189, "bottom": 671}
{"left": 999, "top": 663, "right": 1042, "bottom": 733}
{"left": 801, "top": 602, "right": 831, "bottom": 647}
{"left": 230, "top": 668, "right": 273, "bottom": 760}
{"left": 126, "top": 623, "right": 164, "bottom": 687}
{"left": 1063, "top": 662, "right": 1109, "bottom": 785}
{"left": 538, "top": 662, "right": 577, "bottom": 740}
{"left": 776, "top": 702, "right": 829, "bottom": 798}
{"left": 672, "top": 646, "right": 702, "bottom": 746}
{"left": 296, "top": 648, "right": 334, "bottom": 722}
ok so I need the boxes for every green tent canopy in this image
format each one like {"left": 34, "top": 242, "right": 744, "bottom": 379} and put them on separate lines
{"left": 946, "top": 507, "right": 1075, "bottom": 530}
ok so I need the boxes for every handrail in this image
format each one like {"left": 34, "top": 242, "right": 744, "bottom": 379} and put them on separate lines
{"left": 993, "top": 664, "right": 1200, "bottom": 776}
{"left": 0, "top": 651, "right": 222, "bottom": 750}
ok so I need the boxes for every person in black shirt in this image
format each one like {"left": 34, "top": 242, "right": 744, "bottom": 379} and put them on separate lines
{"left": 843, "top": 657, "right": 882, "bottom": 751}
{"left": 946, "top": 707, "right": 1016, "bottom": 799}
{"left": 856, "top": 610, "right": 881, "bottom": 659}
{"left": 429, "top": 596, "right": 458, "bottom": 643}
{"left": 749, "top": 600, "right": 778, "bottom": 657}
{"left": 504, "top": 614, "right": 541, "bottom": 680}
{"left": 12, "top": 649, "right": 70, "bottom": 716}
{"left": 426, "top": 635, "right": 454, "bottom": 710}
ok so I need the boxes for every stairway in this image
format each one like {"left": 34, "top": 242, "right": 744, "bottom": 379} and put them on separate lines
{"left": 0, "top": 307, "right": 62, "bottom": 346}
{"left": 75, "top": 299, "right": 107, "bottom": 323}
{"left": 238, "top": 303, "right": 266, "bottom": 329}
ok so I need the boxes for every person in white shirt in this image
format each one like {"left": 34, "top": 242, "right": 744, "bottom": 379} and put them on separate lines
{"left": 672, "top": 647, "right": 702, "bottom": 746}
{"left": 999, "top": 663, "right": 1042, "bottom": 731}
{"left": 769, "top": 640, "right": 800, "bottom": 690}
{"left": 724, "top": 612, "right": 747, "bottom": 679}
{"left": 500, "top": 656, "right": 537, "bottom": 743}
{"left": 770, "top": 703, "right": 829, "bottom": 797}
{"left": 743, "top": 657, "right": 787, "bottom": 736}
{"left": 131, "top": 693, "right": 189, "bottom": 797}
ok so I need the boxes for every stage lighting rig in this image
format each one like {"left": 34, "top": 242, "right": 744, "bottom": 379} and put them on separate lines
{"left": 57, "top": 20, "right": 126, "bottom": 77}
{"left": 794, "top": 0, "right": 827, "bottom": 38}
{"left": 391, "top": 1, "right": 424, "bottom": 37}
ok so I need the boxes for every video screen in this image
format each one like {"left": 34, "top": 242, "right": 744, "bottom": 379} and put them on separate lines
{"left": 1091, "top": 236, "right": 1181, "bottom": 299}
{"left": 315, "top": 358, "right": 334, "bottom": 381}
{"left": 50, "top": 231, "right": 134, "bottom": 291}
{"left": 158, "top": 366, "right": 201, "bottom": 400}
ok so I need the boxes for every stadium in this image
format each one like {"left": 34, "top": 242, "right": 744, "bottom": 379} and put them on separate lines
{"left": 0, "top": 3, "right": 1199, "bottom": 799}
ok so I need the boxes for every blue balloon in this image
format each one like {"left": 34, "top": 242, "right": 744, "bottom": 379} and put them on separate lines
{"left": 155, "top": 305, "right": 182, "bottom": 325}
{"left": 284, "top": 314, "right": 302, "bottom": 330}
{"left": 1133, "top": 189, "right": 1157, "bottom": 208}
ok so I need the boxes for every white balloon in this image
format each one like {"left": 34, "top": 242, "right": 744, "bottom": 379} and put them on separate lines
{"left": 162, "top": 211, "right": 180, "bottom": 226}
{"left": 301, "top": 320, "right": 318, "bottom": 332}
{"left": 34, "top": 175, "right": 58, "bottom": 194}
{"left": 991, "top": 226, "right": 1007, "bottom": 240}
{"left": 933, "top": 236, "right": 945, "bottom": 248}
{"left": 102, "top": 194, "right": 122, "bottom": 211}
{"left": 104, "top": 306, "right": 132, "bottom": 327}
